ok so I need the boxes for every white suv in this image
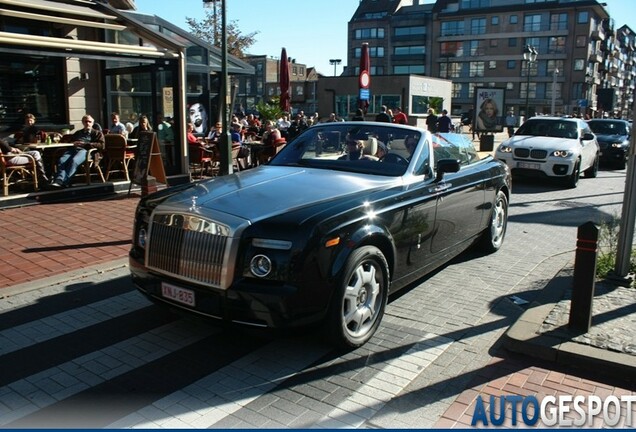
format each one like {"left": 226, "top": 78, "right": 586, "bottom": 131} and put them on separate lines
{"left": 495, "top": 116, "right": 599, "bottom": 188}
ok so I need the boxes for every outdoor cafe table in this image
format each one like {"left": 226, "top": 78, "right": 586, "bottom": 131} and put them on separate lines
{"left": 17, "top": 142, "right": 75, "bottom": 177}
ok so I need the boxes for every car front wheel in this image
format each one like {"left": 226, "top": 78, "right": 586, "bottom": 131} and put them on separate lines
{"left": 327, "top": 246, "right": 389, "bottom": 349}
{"left": 480, "top": 190, "right": 508, "bottom": 253}
{"left": 566, "top": 159, "right": 581, "bottom": 188}
{"left": 584, "top": 154, "right": 599, "bottom": 178}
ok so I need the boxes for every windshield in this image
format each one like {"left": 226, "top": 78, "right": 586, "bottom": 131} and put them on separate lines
{"left": 588, "top": 121, "right": 627, "bottom": 136}
{"left": 268, "top": 123, "right": 427, "bottom": 177}
{"left": 516, "top": 119, "right": 579, "bottom": 139}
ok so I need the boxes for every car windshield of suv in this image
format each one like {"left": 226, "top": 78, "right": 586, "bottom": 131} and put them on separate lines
{"left": 516, "top": 119, "right": 578, "bottom": 139}
{"left": 589, "top": 121, "right": 627, "bottom": 135}
{"left": 269, "top": 123, "right": 430, "bottom": 177}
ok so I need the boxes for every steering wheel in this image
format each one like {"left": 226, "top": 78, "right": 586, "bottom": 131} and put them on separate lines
{"left": 380, "top": 153, "right": 409, "bottom": 166}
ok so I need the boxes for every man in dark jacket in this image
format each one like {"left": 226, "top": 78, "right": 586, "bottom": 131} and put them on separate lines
{"left": 50, "top": 114, "right": 104, "bottom": 188}
{"left": 375, "top": 105, "right": 392, "bottom": 123}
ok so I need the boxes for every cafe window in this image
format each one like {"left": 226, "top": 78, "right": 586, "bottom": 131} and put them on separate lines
{"left": 0, "top": 56, "right": 66, "bottom": 130}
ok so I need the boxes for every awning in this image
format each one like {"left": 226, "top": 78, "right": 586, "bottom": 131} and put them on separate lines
{"left": 0, "top": 0, "right": 184, "bottom": 62}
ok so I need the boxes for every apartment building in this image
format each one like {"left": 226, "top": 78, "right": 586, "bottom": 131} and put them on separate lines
{"left": 345, "top": 0, "right": 635, "bottom": 120}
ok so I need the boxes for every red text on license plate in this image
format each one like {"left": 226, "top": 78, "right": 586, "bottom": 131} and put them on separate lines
{"left": 161, "top": 283, "right": 195, "bottom": 307}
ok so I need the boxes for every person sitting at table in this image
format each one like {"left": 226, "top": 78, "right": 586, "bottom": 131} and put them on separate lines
{"left": 206, "top": 121, "right": 223, "bottom": 148}
{"left": 186, "top": 122, "right": 201, "bottom": 146}
{"left": 128, "top": 114, "right": 152, "bottom": 140}
{"left": 0, "top": 137, "right": 49, "bottom": 182}
{"left": 109, "top": 112, "right": 128, "bottom": 138}
{"left": 258, "top": 120, "right": 282, "bottom": 164}
{"left": 49, "top": 114, "right": 104, "bottom": 188}
{"left": 18, "top": 113, "right": 44, "bottom": 144}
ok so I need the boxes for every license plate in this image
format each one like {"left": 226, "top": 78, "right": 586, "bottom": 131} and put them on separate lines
{"left": 161, "top": 283, "right": 195, "bottom": 307}
{"left": 518, "top": 161, "right": 541, "bottom": 170}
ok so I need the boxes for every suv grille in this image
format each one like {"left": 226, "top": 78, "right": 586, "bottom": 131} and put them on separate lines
{"left": 514, "top": 148, "right": 548, "bottom": 159}
{"left": 146, "top": 213, "right": 230, "bottom": 287}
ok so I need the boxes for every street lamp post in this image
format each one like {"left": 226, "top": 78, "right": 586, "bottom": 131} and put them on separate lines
{"left": 551, "top": 67, "right": 559, "bottom": 115}
{"left": 329, "top": 59, "right": 341, "bottom": 77}
{"left": 203, "top": 0, "right": 231, "bottom": 174}
{"left": 523, "top": 45, "right": 538, "bottom": 120}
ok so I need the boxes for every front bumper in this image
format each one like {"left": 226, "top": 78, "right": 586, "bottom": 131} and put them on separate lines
{"left": 496, "top": 154, "right": 576, "bottom": 178}
{"left": 129, "top": 254, "right": 327, "bottom": 329}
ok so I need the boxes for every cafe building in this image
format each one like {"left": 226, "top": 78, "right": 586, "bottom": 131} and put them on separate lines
{"left": 0, "top": 0, "right": 253, "bottom": 194}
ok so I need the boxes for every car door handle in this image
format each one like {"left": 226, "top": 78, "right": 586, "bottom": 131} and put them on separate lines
{"left": 429, "top": 183, "right": 451, "bottom": 193}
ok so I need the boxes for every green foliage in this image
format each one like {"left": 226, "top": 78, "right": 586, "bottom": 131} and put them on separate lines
{"left": 185, "top": 7, "right": 258, "bottom": 58}
{"left": 596, "top": 214, "right": 636, "bottom": 281}
{"left": 255, "top": 98, "right": 284, "bottom": 122}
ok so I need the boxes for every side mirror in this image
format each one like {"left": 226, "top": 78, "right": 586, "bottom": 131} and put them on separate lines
{"left": 435, "top": 158, "right": 460, "bottom": 182}
{"left": 582, "top": 132, "right": 595, "bottom": 141}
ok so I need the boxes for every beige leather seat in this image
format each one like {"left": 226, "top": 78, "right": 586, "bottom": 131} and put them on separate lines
{"left": 362, "top": 137, "right": 379, "bottom": 160}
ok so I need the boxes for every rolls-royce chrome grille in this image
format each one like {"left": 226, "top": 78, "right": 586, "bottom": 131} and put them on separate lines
{"left": 146, "top": 213, "right": 230, "bottom": 287}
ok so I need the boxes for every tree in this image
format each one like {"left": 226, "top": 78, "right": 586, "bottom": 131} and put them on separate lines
{"left": 256, "top": 98, "right": 284, "bottom": 122}
{"left": 185, "top": 6, "right": 258, "bottom": 59}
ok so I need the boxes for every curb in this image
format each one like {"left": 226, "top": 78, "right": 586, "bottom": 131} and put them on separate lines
{"left": 0, "top": 258, "right": 129, "bottom": 299}
{"left": 503, "top": 264, "right": 636, "bottom": 379}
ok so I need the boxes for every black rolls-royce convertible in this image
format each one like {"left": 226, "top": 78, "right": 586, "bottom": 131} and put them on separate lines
{"left": 129, "top": 122, "right": 511, "bottom": 348}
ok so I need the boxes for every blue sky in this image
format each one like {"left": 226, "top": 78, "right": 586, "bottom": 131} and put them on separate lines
{"left": 133, "top": 0, "right": 635, "bottom": 76}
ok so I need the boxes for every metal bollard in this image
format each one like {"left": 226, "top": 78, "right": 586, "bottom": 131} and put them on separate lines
{"left": 568, "top": 222, "right": 599, "bottom": 332}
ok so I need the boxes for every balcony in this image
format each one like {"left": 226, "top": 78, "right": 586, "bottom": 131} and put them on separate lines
{"left": 591, "top": 28, "right": 606, "bottom": 41}
{"left": 589, "top": 51, "right": 603, "bottom": 63}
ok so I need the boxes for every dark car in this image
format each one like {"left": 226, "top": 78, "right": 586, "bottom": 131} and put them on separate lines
{"left": 587, "top": 118, "right": 631, "bottom": 169}
{"left": 129, "top": 122, "right": 511, "bottom": 348}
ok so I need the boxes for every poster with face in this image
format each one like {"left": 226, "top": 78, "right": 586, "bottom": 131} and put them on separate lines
{"left": 473, "top": 88, "right": 505, "bottom": 133}
{"left": 188, "top": 102, "right": 208, "bottom": 135}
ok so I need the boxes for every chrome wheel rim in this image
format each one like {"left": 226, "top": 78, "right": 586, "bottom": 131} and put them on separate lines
{"left": 342, "top": 261, "right": 382, "bottom": 338}
{"left": 491, "top": 197, "right": 507, "bottom": 248}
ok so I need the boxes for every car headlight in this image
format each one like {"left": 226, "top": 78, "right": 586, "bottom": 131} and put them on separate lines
{"left": 137, "top": 227, "right": 147, "bottom": 248}
{"left": 250, "top": 254, "right": 272, "bottom": 277}
{"left": 552, "top": 150, "right": 571, "bottom": 158}
{"left": 498, "top": 145, "right": 512, "bottom": 153}
{"left": 611, "top": 141, "right": 628, "bottom": 148}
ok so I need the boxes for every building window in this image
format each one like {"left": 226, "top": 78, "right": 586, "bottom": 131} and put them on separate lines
{"left": 506, "top": 82, "right": 514, "bottom": 91}
{"left": 354, "top": 47, "right": 385, "bottom": 58}
{"left": 576, "top": 35, "right": 586, "bottom": 47}
{"left": 296, "top": 85, "right": 303, "bottom": 96}
{"left": 394, "top": 46, "right": 426, "bottom": 56}
{"left": 441, "top": 41, "right": 463, "bottom": 57}
{"left": 491, "top": 16, "right": 499, "bottom": 26}
{"left": 393, "top": 65, "right": 425, "bottom": 74}
{"left": 469, "top": 61, "right": 485, "bottom": 77}
{"left": 354, "top": 28, "right": 385, "bottom": 39}
{"left": 0, "top": 56, "right": 66, "bottom": 127}
{"left": 548, "top": 36, "right": 566, "bottom": 54}
{"left": 489, "top": 60, "right": 497, "bottom": 69}
{"left": 441, "top": 20, "right": 465, "bottom": 37}
{"left": 522, "top": 60, "right": 539, "bottom": 77}
{"left": 469, "top": 40, "right": 485, "bottom": 56}
{"left": 574, "top": 59, "right": 585, "bottom": 71}
{"left": 572, "top": 82, "right": 584, "bottom": 99}
{"left": 546, "top": 82, "right": 562, "bottom": 99}
{"left": 550, "top": 13, "right": 568, "bottom": 31}
{"left": 471, "top": 18, "right": 486, "bottom": 35}
{"left": 507, "top": 60, "right": 516, "bottom": 69}
{"left": 524, "top": 14, "right": 542, "bottom": 32}
{"left": 547, "top": 59, "right": 564, "bottom": 75}
{"left": 394, "top": 26, "right": 426, "bottom": 37}
{"left": 510, "top": 15, "right": 518, "bottom": 25}
{"left": 577, "top": 11, "right": 589, "bottom": 24}
{"left": 520, "top": 82, "right": 537, "bottom": 100}
{"left": 508, "top": 38, "right": 517, "bottom": 48}
{"left": 490, "top": 39, "right": 498, "bottom": 48}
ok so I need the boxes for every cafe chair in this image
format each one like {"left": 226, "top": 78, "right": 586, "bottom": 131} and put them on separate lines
{"left": 189, "top": 144, "right": 216, "bottom": 178}
{"left": 104, "top": 134, "right": 135, "bottom": 181}
{"left": 0, "top": 151, "right": 39, "bottom": 196}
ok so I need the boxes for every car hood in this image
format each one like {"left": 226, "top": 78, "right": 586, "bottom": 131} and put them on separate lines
{"left": 161, "top": 166, "right": 398, "bottom": 222}
{"left": 504, "top": 135, "right": 576, "bottom": 149}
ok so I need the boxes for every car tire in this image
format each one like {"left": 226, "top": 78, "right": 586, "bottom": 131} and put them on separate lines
{"left": 479, "top": 190, "right": 508, "bottom": 253}
{"left": 326, "top": 246, "right": 389, "bottom": 349}
{"left": 584, "top": 154, "right": 599, "bottom": 178}
{"left": 566, "top": 159, "right": 581, "bottom": 188}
